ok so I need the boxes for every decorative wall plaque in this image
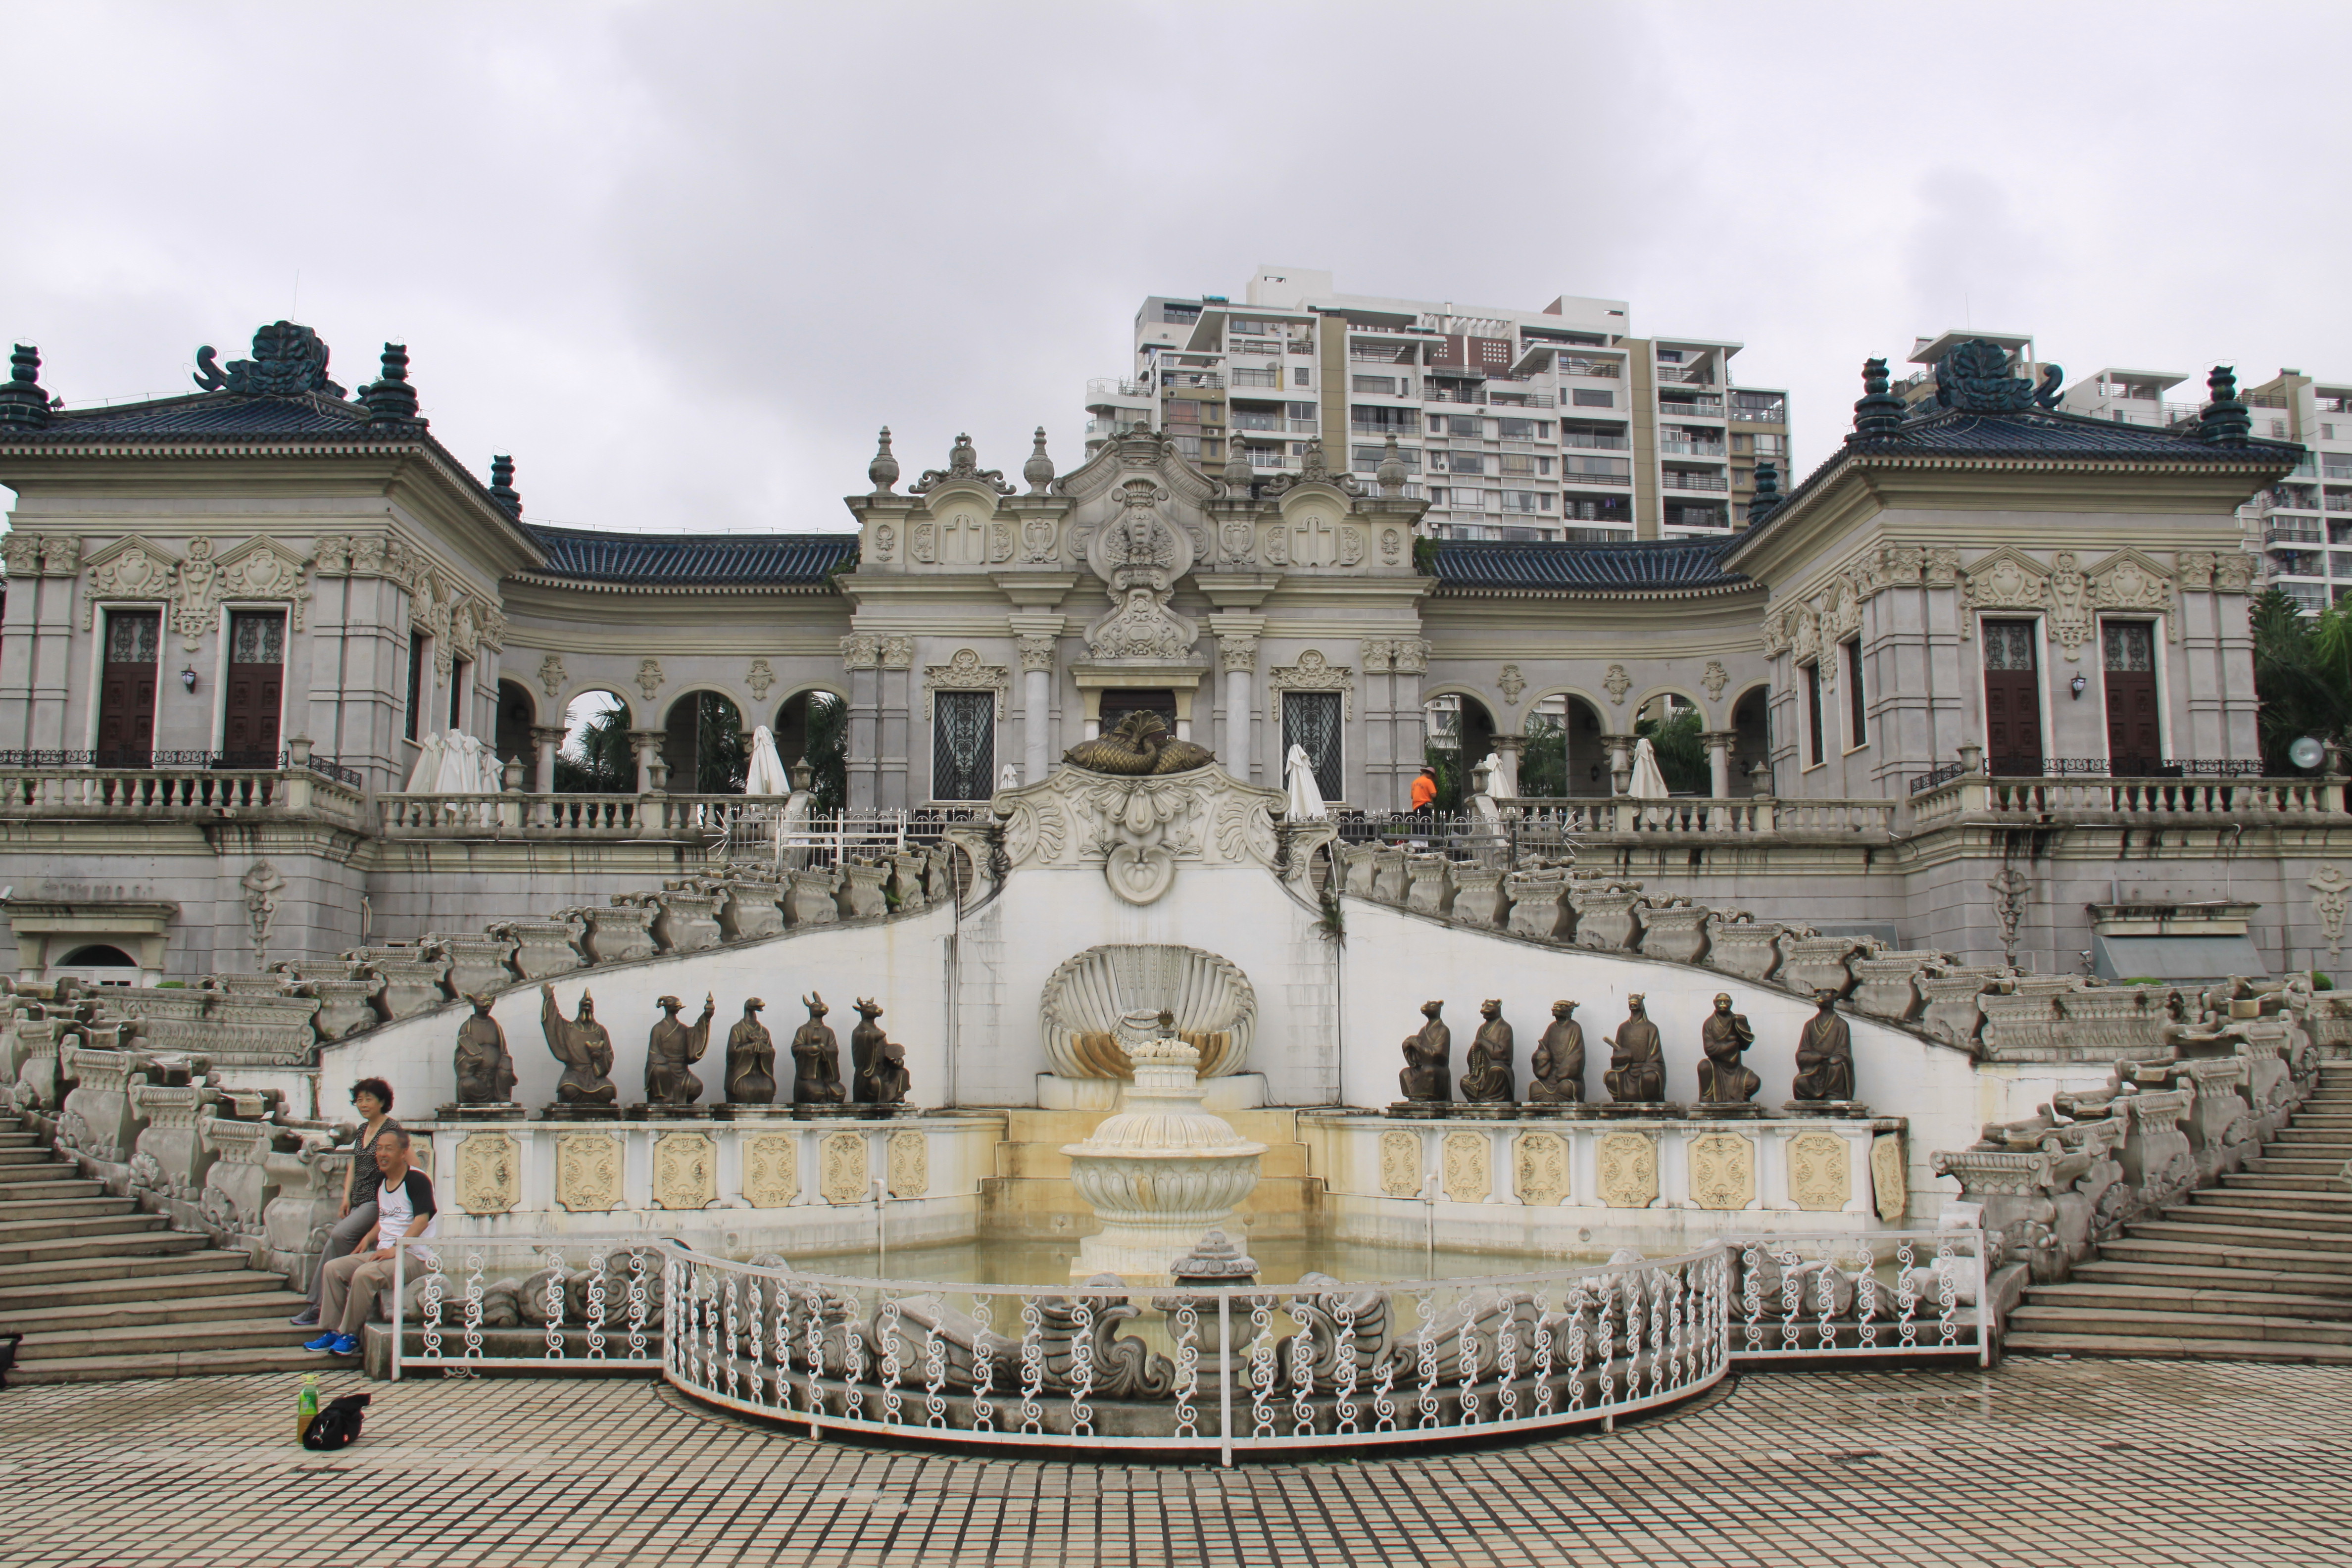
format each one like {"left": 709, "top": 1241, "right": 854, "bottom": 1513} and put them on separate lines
{"left": 1787, "top": 1130, "right": 1853, "bottom": 1212}
{"left": 554, "top": 1132, "right": 623, "bottom": 1213}
{"left": 651, "top": 1131, "right": 716, "bottom": 1211}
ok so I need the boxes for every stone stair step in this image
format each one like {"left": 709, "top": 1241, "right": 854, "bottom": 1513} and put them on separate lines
{"left": 0, "top": 1288, "right": 309, "bottom": 1336}
{"left": 2070, "top": 1259, "right": 2352, "bottom": 1298}
{"left": 2131, "top": 1219, "right": 2352, "bottom": 1252}
{"left": 2208, "top": 1176, "right": 2352, "bottom": 1201}
{"left": 0, "top": 1248, "right": 254, "bottom": 1288}
{"left": 2101, "top": 1237, "right": 2352, "bottom": 1276}
{"left": 2171, "top": 1201, "right": 2352, "bottom": 1235}
{"left": 0, "top": 1212, "right": 158, "bottom": 1246}
{"left": 2267, "top": 1130, "right": 2352, "bottom": 1148}
{"left": 0, "top": 1179, "right": 105, "bottom": 1202}
{"left": 0, "top": 1227, "right": 209, "bottom": 1269}
{"left": 2008, "top": 1306, "right": 2352, "bottom": 1347}
{"left": 0, "top": 1132, "right": 42, "bottom": 1148}
{"left": 0, "top": 1267, "right": 290, "bottom": 1313}
{"left": 12, "top": 1316, "right": 320, "bottom": 1360}
{"left": 0, "top": 1196, "right": 137, "bottom": 1222}
{"left": 2246, "top": 1157, "right": 2352, "bottom": 1176}
{"left": 2006, "top": 1329, "right": 2352, "bottom": 1364}
{"left": 2024, "top": 1282, "right": 2352, "bottom": 1322}
{"left": 4, "top": 1346, "right": 335, "bottom": 1384}
{"left": 2289, "top": 1116, "right": 2352, "bottom": 1129}
{"left": 0, "top": 1147, "right": 64, "bottom": 1165}
{"left": 0, "top": 1168, "right": 85, "bottom": 1191}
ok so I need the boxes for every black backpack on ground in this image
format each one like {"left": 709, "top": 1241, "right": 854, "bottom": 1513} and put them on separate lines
{"left": 302, "top": 1393, "right": 372, "bottom": 1451}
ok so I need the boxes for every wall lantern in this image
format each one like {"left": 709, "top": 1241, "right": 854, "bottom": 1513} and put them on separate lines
{"left": 180, "top": 666, "right": 198, "bottom": 693}
{"left": 2068, "top": 674, "right": 2087, "bottom": 699}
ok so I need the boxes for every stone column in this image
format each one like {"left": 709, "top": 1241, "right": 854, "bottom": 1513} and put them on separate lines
{"left": 1489, "top": 733, "right": 1524, "bottom": 798}
{"left": 1392, "top": 638, "right": 1430, "bottom": 813}
{"left": 627, "top": 729, "right": 665, "bottom": 795}
{"left": 839, "top": 633, "right": 880, "bottom": 810}
{"left": 1016, "top": 632, "right": 1056, "bottom": 786}
{"left": 529, "top": 724, "right": 565, "bottom": 794}
{"left": 1702, "top": 730, "right": 1735, "bottom": 799}
{"left": 1208, "top": 613, "right": 1264, "bottom": 784}
{"left": 878, "top": 635, "right": 914, "bottom": 811}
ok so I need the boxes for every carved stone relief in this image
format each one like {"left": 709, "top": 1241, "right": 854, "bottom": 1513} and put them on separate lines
{"left": 743, "top": 1133, "right": 800, "bottom": 1208}
{"left": 1379, "top": 1128, "right": 1422, "bottom": 1197}
{"left": 819, "top": 1130, "right": 869, "bottom": 1205}
{"left": 2311, "top": 865, "right": 2351, "bottom": 955}
{"left": 1513, "top": 1130, "right": 1569, "bottom": 1206}
{"left": 1596, "top": 1131, "right": 1658, "bottom": 1207}
{"left": 746, "top": 659, "right": 775, "bottom": 700}
{"left": 923, "top": 649, "right": 1012, "bottom": 718}
{"left": 1701, "top": 660, "right": 1728, "bottom": 701}
{"left": 554, "top": 1132, "right": 624, "bottom": 1212}
{"left": 1267, "top": 650, "right": 1355, "bottom": 719}
{"left": 1016, "top": 635, "right": 1057, "bottom": 674}
{"left": 1686, "top": 1132, "right": 1756, "bottom": 1211}
{"left": 1602, "top": 664, "right": 1631, "bottom": 705}
{"left": 455, "top": 1132, "right": 520, "bottom": 1215}
{"left": 652, "top": 1131, "right": 716, "bottom": 1211}
{"left": 840, "top": 633, "right": 880, "bottom": 670}
{"left": 79, "top": 536, "right": 178, "bottom": 629}
{"left": 1786, "top": 1130, "right": 1852, "bottom": 1212}
{"left": 1869, "top": 1133, "right": 1908, "bottom": 1223}
{"left": 1497, "top": 664, "right": 1525, "bottom": 707}
{"left": 635, "top": 660, "right": 663, "bottom": 702}
{"left": 880, "top": 636, "right": 914, "bottom": 669}
{"left": 538, "top": 654, "right": 565, "bottom": 699}
{"left": 887, "top": 1128, "right": 930, "bottom": 1199}
{"left": 1441, "top": 1129, "right": 1490, "bottom": 1204}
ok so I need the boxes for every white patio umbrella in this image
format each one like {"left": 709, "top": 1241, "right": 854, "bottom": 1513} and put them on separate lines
{"left": 474, "top": 734, "right": 505, "bottom": 793}
{"left": 744, "top": 726, "right": 790, "bottom": 795}
{"left": 1284, "top": 743, "right": 1328, "bottom": 820}
{"left": 402, "top": 732, "right": 445, "bottom": 793}
{"left": 1628, "top": 735, "right": 1671, "bottom": 824}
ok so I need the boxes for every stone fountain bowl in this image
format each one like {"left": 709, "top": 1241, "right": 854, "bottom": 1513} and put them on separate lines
{"left": 1042, "top": 942, "right": 1256, "bottom": 1079}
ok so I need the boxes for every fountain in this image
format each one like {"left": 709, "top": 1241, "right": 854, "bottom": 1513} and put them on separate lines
{"left": 1061, "top": 1009, "right": 1266, "bottom": 1282}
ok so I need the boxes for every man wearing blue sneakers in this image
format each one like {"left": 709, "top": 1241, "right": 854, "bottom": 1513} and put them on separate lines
{"left": 307, "top": 1127, "right": 437, "bottom": 1358}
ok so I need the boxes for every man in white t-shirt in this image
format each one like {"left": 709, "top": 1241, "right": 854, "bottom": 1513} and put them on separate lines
{"left": 306, "top": 1127, "right": 438, "bottom": 1357}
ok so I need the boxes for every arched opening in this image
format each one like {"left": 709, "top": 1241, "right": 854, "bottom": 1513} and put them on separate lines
{"left": 663, "top": 692, "right": 747, "bottom": 794}
{"left": 555, "top": 691, "right": 633, "bottom": 792}
{"left": 56, "top": 944, "right": 139, "bottom": 987}
{"left": 1731, "top": 685, "right": 1771, "bottom": 793}
{"left": 776, "top": 690, "right": 847, "bottom": 812}
{"left": 1521, "top": 694, "right": 1609, "bottom": 796}
{"left": 495, "top": 680, "right": 537, "bottom": 788}
{"left": 1633, "top": 692, "right": 1709, "bottom": 794}
{"left": 1422, "top": 692, "right": 1496, "bottom": 812}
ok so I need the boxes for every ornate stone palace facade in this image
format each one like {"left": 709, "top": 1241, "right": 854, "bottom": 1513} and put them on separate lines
{"left": 0, "top": 324, "right": 2343, "bottom": 981}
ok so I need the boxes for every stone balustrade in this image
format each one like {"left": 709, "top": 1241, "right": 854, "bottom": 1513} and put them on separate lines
{"left": 1498, "top": 796, "right": 1896, "bottom": 838}
{"left": 1911, "top": 773, "right": 2351, "bottom": 828}
{"left": 0, "top": 762, "right": 368, "bottom": 831}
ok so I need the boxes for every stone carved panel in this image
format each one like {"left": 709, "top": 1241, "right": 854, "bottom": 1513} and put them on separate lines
{"left": 1701, "top": 660, "right": 1728, "bottom": 701}
{"left": 1441, "top": 1129, "right": 1490, "bottom": 1204}
{"left": 1497, "top": 664, "right": 1525, "bottom": 707}
{"left": 1379, "top": 1128, "right": 1422, "bottom": 1197}
{"left": 636, "top": 660, "right": 664, "bottom": 701}
{"left": 923, "top": 649, "right": 1012, "bottom": 718}
{"left": 652, "top": 1132, "right": 716, "bottom": 1211}
{"left": 887, "top": 1128, "right": 930, "bottom": 1199}
{"left": 79, "top": 536, "right": 179, "bottom": 629}
{"left": 554, "top": 1132, "right": 623, "bottom": 1213}
{"left": 2308, "top": 865, "right": 2349, "bottom": 955}
{"left": 1513, "top": 1130, "right": 1569, "bottom": 1206}
{"left": 1602, "top": 664, "right": 1630, "bottom": 705}
{"left": 1596, "top": 1131, "right": 1658, "bottom": 1208}
{"left": 819, "top": 1130, "right": 870, "bottom": 1205}
{"left": 746, "top": 659, "right": 774, "bottom": 700}
{"left": 1869, "top": 1133, "right": 1908, "bottom": 1223}
{"left": 537, "top": 654, "right": 565, "bottom": 698}
{"left": 743, "top": 1133, "right": 800, "bottom": 1208}
{"left": 454, "top": 1132, "right": 520, "bottom": 1215}
{"left": 1267, "top": 649, "right": 1354, "bottom": 719}
{"left": 992, "top": 762, "right": 1316, "bottom": 892}
{"left": 1686, "top": 1132, "right": 1756, "bottom": 1211}
{"left": 1787, "top": 1130, "right": 1852, "bottom": 1212}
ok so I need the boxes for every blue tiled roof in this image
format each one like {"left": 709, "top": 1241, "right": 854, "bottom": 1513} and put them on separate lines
{"left": 522, "top": 524, "right": 858, "bottom": 587}
{"left": 1431, "top": 536, "right": 1748, "bottom": 592}
{"left": 1851, "top": 406, "right": 2302, "bottom": 461}
{"left": 18, "top": 392, "right": 370, "bottom": 439}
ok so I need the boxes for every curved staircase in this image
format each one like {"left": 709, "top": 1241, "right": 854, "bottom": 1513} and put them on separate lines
{"left": 0, "top": 1110, "right": 315, "bottom": 1384}
{"left": 2009, "top": 1061, "right": 2352, "bottom": 1363}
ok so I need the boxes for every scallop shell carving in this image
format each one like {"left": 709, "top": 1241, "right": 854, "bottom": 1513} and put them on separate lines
{"left": 1040, "top": 943, "right": 1256, "bottom": 1079}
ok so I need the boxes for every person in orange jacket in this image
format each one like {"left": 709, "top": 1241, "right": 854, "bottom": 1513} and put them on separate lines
{"left": 1410, "top": 765, "right": 1439, "bottom": 813}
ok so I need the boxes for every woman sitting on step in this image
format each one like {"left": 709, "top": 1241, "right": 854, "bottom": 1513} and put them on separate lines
{"left": 289, "top": 1079, "right": 400, "bottom": 1330}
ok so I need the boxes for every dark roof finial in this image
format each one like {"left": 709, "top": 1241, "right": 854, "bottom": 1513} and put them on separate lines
{"left": 1745, "top": 460, "right": 1783, "bottom": 526}
{"left": 2198, "top": 365, "right": 2252, "bottom": 445}
{"left": 488, "top": 454, "right": 522, "bottom": 517}
{"left": 360, "top": 343, "right": 425, "bottom": 431}
{"left": 1850, "top": 357, "right": 1904, "bottom": 439}
{"left": 1023, "top": 426, "right": 1055, "bottom": 494}
{"left": 192, "top": 321, "right": 344, "bottom": 398}
{"left": 0, "top": 345, "right": 52, "bottom": 431}
{"left": 869, "top": 427, "right": 898, "bottom": 494}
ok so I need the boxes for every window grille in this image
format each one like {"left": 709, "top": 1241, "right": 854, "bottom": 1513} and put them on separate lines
{"left": 931, "top": 691, "right": 995, "bottom": 800}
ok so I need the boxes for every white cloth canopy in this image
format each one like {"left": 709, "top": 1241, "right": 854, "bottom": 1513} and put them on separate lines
{"left": 744, "top": 726, "right": 790, "bottom": 795}
{"left": 1284, "top": 743, "right": 1328, "bottom": 820}
{"left": 1628, "top": 737, "right": 1670, "bottom": 798}
{"left": 403, "top": 732, "right": 446, "bottom": 793}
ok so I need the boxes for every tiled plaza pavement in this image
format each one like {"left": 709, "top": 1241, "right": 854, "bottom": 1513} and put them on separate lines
{"left": 1, "top": 1358, "right": 2347, "bottom": 1567}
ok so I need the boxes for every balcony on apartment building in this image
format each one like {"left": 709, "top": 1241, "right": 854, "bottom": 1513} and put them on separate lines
{"left": 1659, "top": 437, "right": 1728, "bottom": 458}
{"left": 1663, "top": 469, "right": 1731, "bottom": 493}
{"left": 1657, "top": 392, "right": 1726, "bottom": 418}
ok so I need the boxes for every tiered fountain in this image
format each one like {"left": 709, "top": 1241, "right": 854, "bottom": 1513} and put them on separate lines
{"left": 1060, "top": 1009, "right": 1266, "bottom": 1282}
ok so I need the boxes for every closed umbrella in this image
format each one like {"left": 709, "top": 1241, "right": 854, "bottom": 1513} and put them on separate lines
{"left": 744, "top": 726, "right": 790, "bottom": 795}
{"left": 1284, "top": 743, "right": 1328, "bottom": 821}
{"left": 1628, "top": 736, "right": 1671, "bottom": 825}
{"left": 403, "top": 732, "right": 445, "bottom": 794}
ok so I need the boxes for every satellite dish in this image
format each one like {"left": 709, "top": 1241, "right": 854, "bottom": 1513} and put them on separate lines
{"left": 2290, "top": 735, "right": 2326, "bottom": 771}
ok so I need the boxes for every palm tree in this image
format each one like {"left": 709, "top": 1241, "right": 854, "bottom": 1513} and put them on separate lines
{"left": 2252, "top": 588, "right": 2352, "bottom": 772}
{"left": 553, "top": 704, "right": 635, "bottom": 792}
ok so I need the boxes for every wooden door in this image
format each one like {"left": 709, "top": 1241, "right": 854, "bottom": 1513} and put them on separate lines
{"left": 221, "top": 611, "right": 285, "bottom": 767}
{"left": 97, "top": 610, "right": 161, "bottom": 767}
{"left": 2103, "top": 621, "right": 2161, "bottom": 775}
{"left": 1981, "top": 619, "right": 2044, "bottom": 775}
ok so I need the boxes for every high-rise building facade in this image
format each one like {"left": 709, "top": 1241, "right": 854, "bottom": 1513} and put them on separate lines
{"left": 1084, "top": 267, "right": 1791, "bottom": 543}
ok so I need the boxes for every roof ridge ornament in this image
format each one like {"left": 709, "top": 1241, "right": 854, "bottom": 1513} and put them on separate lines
{"left": 868, "top": 427, "right": 898, "bottom": 494}
{"left": 1929, "top": 338, "right": 2062, "bottom": 414}
{"left": 1222, "top": 434, "right": 1253, "bottom": 491}
{"left": 1849, "top": 357, "right": 1905, "bottom": 438}
{"left": 1375, "top": 434, "right": 1409, "bottom": 495}
{"left": 0, "top": 344, "right": 51, "bottom": 431}
{"left": 488, "top": 455, "right": 522, "bottom": 517}
{"left": 1023, "top": 426, "right": 1055, "bottom": 494}
{"left": 911, "top": 433, "right": 1011, "bottom": 495}
{"left": 2196, "top": 365, "right": 2252, "bottom": 446}
{"left": 1744, "top": 460, "right": 1783, "bottom": 526}
{"left": 359, "top": 343, "right": 425, "bottom": 430}
{"left": 192, "top": 320, "right": 345, "bottom": 399}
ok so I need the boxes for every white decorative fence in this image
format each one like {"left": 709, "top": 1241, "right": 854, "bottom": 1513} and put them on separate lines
{"left": 390, "top": 1237, "right": 665, "bottom": 1378}
{"left": 1725, "top": 1231, "right": 1989, "bottom": 1364}
{"left": 659, "top": 1242, "right": 1732, "bottom": 1461}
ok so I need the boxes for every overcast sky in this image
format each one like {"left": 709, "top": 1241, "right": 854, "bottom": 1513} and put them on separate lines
{"left": 5, "top": 2, "right": 2347, "bottom": 536}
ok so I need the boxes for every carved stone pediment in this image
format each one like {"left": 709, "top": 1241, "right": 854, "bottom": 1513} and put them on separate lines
{"left": 80, "top": 536, "right": 181, "bottom": 628}
{"left": 2086, "top": 547, "right": 2177, "bottom": 638}
{"left": 991, "top": 761, "right": 1329, "bottom": 905}
{"left": 212, "top": 536, "right": 313, "bottom": 630}
{"left": 923, "top": 648, "right": 1011, "bottom": 717}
